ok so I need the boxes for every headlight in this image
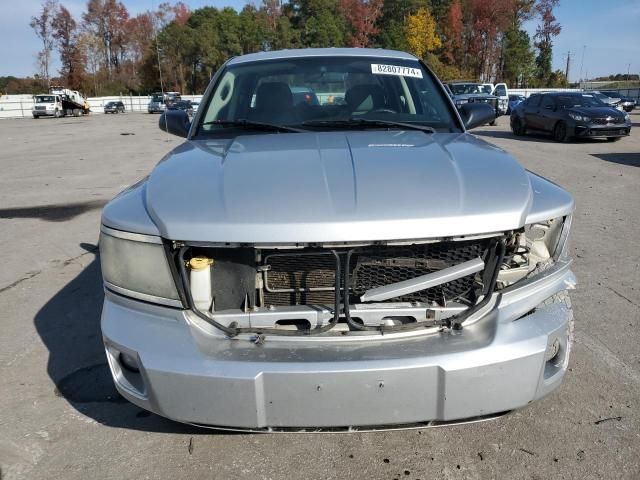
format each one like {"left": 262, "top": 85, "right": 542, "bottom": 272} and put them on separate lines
{"left": 100, "top": 226, "right": 181, "bottom": 306}
{"left": 568, "top": 112, "right": 590, "bottom": 122}
{"left": 497, "top": 215, "right": 571, "bottom": 289}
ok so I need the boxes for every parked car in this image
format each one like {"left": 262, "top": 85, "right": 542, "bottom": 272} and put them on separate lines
{"left": 104, "top": 101, "right": 125, "bottom": 114}
{"left": 510, "top": 91, "right": 632, "bottom": 142}
{"left": 600, "top": 90, "right": 636, "bottom": 112}
{"left": 101, "top": 48, "right": 575, "bottom": 431}
{"left": 168, "top": 99, "right": 194, "bottom": 116}
{"left": 507, "top": 94, "right": 525, "bottom": 114}
{"left": 148, "top": 91, "right": 181, "bottom": 113}
{"left": 446, "top": 82, "right": 502, "bottom": 125}
{"left": 591, "top": 91, "right": 623, "bottom": 110}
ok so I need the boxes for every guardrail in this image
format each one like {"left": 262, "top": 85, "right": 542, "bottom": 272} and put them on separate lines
{"left": 0, "top": 94, "right": 204, "bottom": 119}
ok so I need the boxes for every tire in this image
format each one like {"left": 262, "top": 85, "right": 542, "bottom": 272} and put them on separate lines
{"left": 489, "top": 119, "right": 497, "bottom": 126}
{"left": 33, "top": 114, "right": 38, "bottom": 119}
{"left": 54, "top": 108, "right": 61, "bottom": 118}
{"left": 512, "top": 117, "right": 526, "bottom": 136}
{"left": 606, "top": 137, "right": 622, "bottom": 142}
{"left": 553, "top": 121, "right": 570, "bottom": 142}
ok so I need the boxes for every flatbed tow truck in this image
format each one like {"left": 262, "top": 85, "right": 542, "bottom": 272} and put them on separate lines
{"left": 32, "top": 86, "right": 91, "bottom": 118}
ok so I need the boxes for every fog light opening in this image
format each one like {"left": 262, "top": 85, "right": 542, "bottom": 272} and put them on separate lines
{"left": 119, "top": 352, "right": 140, "bottom": 373}
{"left": 544, "top": 338, "right": 561, "bottom": 364}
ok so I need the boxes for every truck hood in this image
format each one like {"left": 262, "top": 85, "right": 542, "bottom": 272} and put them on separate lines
{"left": 143, "top": 130, "right": 536, "bottom": 243}
{"left": 568, "top": 106, "right": 625, "bottom": 118}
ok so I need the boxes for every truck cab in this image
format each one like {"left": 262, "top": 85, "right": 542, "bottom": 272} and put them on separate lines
{"left": 32, "top": 94, "right": 63, "bottom": 118}
{"left": 483, "top": 82, "right": 509, "bottom": 115}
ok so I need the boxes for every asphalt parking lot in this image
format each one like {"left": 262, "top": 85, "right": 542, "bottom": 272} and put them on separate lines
{"left": 1, "top": 112, "right": 639, "bottom": 479}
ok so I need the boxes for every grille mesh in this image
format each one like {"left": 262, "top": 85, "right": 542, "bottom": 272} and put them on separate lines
{"left": 592, "top": 117, "right": 624, "bottom": 125}
{"left": 263, "top": 240, "right": 489, "bottom": 307}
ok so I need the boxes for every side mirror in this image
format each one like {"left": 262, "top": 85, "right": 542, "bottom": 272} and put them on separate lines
{"left": 459, "top": 103, "right": 495, "bottom": 130}
{"left": 159, "top": 110, "right": 190, "bottom": 138}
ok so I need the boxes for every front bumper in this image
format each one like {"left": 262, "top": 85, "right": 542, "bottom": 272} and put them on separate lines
{"left": 102, "top": 261, "right": 576, "bottom": 430}
{"left": 573, "top": 123, "right": 631, "bottom": 138}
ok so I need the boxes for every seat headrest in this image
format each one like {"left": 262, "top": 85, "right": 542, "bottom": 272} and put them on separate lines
{"left": 345, "top": 84, "right": 386, "bottom": 111}
{"left": 255, "top": 82, "right": 293, "bottom": 111}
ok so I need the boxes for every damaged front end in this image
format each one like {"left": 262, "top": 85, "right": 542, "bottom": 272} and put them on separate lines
{"left": 99, "top": 215, "right": 574, "bottom": 429}
{"left": 152, "top": 215, "right": 571, "bottom": 339}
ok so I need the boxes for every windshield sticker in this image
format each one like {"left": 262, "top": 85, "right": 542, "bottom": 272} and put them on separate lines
{"left": 371, "top": 64, "right": 423, "bottom": 78}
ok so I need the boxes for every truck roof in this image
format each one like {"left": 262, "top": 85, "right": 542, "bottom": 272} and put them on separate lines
{"left": 227, "top": 48, "right": 417, "bottom": 66}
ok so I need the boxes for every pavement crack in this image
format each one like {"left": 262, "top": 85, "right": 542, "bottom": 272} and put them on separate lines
{"left": 606, "top": 286, "right": 639, "bottom": 307}
{"left": 594, "top": 416, "right": 622, "bottom": 425}
{"left": 0, "top": 244, "right": 98, "bottom": 294}
{"left": 0, "top": 270, "right": 42, "bottom": 294}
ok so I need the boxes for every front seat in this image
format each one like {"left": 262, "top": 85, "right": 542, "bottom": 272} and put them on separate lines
{"left": 251, "top": 81, "right": 294, "bottom": 123}
{"left": 345, "top": 84, "right": 387, "bottom": 114}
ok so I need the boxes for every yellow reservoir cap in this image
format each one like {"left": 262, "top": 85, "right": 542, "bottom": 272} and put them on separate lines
{"left": 188, "top": 256, "right": 214, "bottom": 270}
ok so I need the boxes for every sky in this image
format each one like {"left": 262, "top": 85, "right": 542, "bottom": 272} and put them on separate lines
{"left": 1, "top": 0, "right": 639, "bottom": 81}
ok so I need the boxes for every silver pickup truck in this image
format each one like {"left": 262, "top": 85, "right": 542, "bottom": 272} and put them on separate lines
{"left": 100, "top": 48, "right": 576, "bottom": 431}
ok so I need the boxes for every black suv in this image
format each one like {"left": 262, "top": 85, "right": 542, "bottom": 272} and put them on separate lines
{"left": 104, "top": 101, "right": 125, "bottom": 114}
{"left": 510, "top": 92, "right": 632, "bottom": 142}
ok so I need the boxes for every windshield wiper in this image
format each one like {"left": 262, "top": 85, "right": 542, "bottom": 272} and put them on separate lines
{"left": 302, "top": 118, "right": 436, "bottom": 133}
{"left": 200, "top": 119, "right": 306, "bottom": 133}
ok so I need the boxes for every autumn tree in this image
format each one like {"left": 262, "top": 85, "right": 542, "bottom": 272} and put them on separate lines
{"left": 76, "top": 32, "right": 102, "bottom": 94}
{"left": 442, "top": 0, "right": 463, "bottom": 65}
{"left": 533, "top": 0, "right": 561, "bottom": 86}
{"left": 405, "top": 7, "right": 441, "bottom": 59}
{"left": 52, "top": 5, "right": 85, "bottom": 88}
{"left": 82, "top": 0, "right": 130, "bottom": 77}
{"left": 467, "top": 0, "right": 514, "bottom": 81}
{"left": 30, "top": 0, "right": 58, "bottom": 87}
{"left": 339, "top": 0, "right": 383, "bottom": 48}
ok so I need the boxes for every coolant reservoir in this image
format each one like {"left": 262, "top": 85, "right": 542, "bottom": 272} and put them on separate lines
{"left": 189, "top": 256, "right": 214, "bottom": 312}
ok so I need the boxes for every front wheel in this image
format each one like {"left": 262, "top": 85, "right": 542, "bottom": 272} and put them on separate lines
{"left": 489, "top": 119, "right": 497, "bottom": 126}
{"left": 54, "top": 108, "right": 61, "bottom": 118}
{"left": 553, "top": 121, "right": 570, "bottom": 142}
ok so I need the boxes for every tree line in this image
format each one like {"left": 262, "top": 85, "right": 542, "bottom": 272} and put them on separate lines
{"left": 15, "top": 0, "right": 568, "bottom": 96}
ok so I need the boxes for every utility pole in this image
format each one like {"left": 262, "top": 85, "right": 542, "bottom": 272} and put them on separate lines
{"left": 565, "top": 51, "right": 571, "bottom": 81}
{"left": 579, "top": 45, "right": 586, "bottom": 84}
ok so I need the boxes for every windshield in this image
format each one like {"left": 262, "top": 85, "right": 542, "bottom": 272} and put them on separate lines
{"left": 35, "top": 96, "right": 55, "bottom": 103}
{"left": 197, "top": 56, "right": 457, "bottom": 135}
{"left": 151, "top": 94, "right": 164, "bottom": 102}
{"left": 448, "top": 83, "right": 486, "bottom": 95}
{"left": 556, "top": 94, "right": 606, "bottom": 108}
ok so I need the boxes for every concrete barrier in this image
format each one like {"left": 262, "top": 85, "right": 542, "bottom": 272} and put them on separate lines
{"left": 0, "top": 94, "right": 203, "bottom": 119}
